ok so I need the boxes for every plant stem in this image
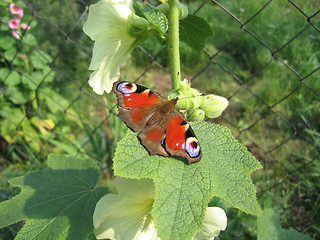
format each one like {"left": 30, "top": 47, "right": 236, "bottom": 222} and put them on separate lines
{"left": 168, "top": 0, "right": 181, "bottom": 90}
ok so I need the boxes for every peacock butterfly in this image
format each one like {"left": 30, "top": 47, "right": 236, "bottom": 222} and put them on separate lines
{"left": 112, "top": 81, "right": 201, "bottom": 163}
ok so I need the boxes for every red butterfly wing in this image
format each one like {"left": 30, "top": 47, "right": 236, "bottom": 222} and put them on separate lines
{"left": 138, "top": 123, "right": 169, "bottom": 157}
{"left": 112, "top": 81, "right": 163, "bottom": 132}
{"left": 164, "top": 112, "right": 201, "bottom": 163}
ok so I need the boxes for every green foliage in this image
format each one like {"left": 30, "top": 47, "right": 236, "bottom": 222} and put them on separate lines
{"left": 131, "top": 2, "right": 214, "bottom": 70}
{"left": 0, "top": 154, "right": 108, "bottom": 240}
{"left": 180, "top": 14, "right": 213, "bottom": 51}
{"left": 134, "top": 1, "right": 168, "bottom": 36}
{"left": 257, "top": 209, "right": 312, "bottom": 240}
{"left": 0, "top": 1, "right": 83, "bottom": 162}
{"left": 188, "top": 0, "right": 320, "bottom": 130}
{"left": 113, "top": 121, "right": 261, "bottom": 240}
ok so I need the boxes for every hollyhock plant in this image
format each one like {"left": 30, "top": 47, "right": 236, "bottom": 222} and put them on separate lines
{"left": 83, "top": 0, "right": 149, "bottom": 94}
{"left": 10, "top": 3, "right": 23, "bottom": 18}
{"left": 93, "top": 177, "right": 227, "bottom": 240}
{"left": 8, "top": 19, "right": 21, "bottom": 29}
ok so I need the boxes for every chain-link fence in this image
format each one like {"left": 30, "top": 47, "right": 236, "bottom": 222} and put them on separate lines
{"left": 1, "top": 0, "right": 319, "bottom": 239}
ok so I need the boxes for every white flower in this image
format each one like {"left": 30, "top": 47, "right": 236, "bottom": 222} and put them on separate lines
{"left": 83, "top": 0, "right": 148, "bottom": 94}
{"left": 93, "top": 177, "right": 157, "bottom": 239}
{"left": 93, "top": 177, "right": 227, "bottom": 240}
{"left": 193, "top": 207, "right": 227, "bottom": 240}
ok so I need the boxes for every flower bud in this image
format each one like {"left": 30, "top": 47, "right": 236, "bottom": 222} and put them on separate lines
{"left": 178, "top": 3, "right": 189, "bottom": 19}
{"left": 127, "top": 13, "right": 150, "bottom": 41}
{"left": 200, "top": 94, "right": 228, "bottom": 118}
{"left": 168, "top": 79, "right": 203, "bottom": 110}
{"left": 157, "top": 2, "right": 189, "bottom": 19}
{"left": 167, "top": 89, "right": 180, "bottom": 100}
{"left": 175, "top": 95, "right": 202, "bottom": 110}
{"left": 186, "top": 109, "right": 205, "bottom": 121}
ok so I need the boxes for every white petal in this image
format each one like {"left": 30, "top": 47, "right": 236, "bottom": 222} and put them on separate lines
{"left": 134, "top": 221, "right": 160, "bottom": 240}
{"left": 83, "top": 0, "right": 136, "bottom": 94}
{"left": 87, "top": 35, "right": 134, "bottom": 94}
{"left": 83, "top": 0, "right": 133, "bottom": 40}
{"left": 193, "top": 207, "right": 227, "bottom": 240}
{"left": 93, "top": 178, "right": 156, "bottom": 240}
{"left": 88, "top": 26, "right": 127, "bottom": 70}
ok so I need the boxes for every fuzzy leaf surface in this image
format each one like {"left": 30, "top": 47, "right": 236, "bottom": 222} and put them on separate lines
{"left": 114, "top": 121, "right": 261, "bottom": 240}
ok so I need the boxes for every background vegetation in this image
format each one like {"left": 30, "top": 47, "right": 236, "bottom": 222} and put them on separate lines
{"left": 0, "top": 0, "right": 319, "bottom": 239}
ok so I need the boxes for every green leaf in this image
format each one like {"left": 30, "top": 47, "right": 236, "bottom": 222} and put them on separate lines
{"left": 0, "top": 104, "right": 24, "bottom": 126}
{"left": 22, "top": 72, "right": 42, "bottom": 90}
{"left": 30, "top": 50, "right": 52, "bottom": 69}
{"left": 4, "top": 71, "right": 21, "bottom": 86}
{"left": 49, "top": 139, "right": 79, "bottom": 155}
{"left": 0, "top": 154, "right": 108, "bottom": 240}
{"left": 6, "top": 86, "right": 29, "bottom": 104}
{"left": 0, "top": 31, "right": 16, "bottom": 50}
{"left": 39, "top": 87, "right": 69, "bottom": 113}
{"left": 4, "top": 48, "right": 18, "bottom": 61}
{"left": 0, "top": 68, "right": 10, "bottom": 81}
{"left": 180, "top": 14, "right": 213, "bottom": 51}
{"left": 257, "top": 208, "right": 312, "bottom": 240}
{"left": 23, "top": 33, "right": 38, "bottom": 46}
{"left": 114, "top": 121, "right": 261, "bottom": 240}
{"left": 133, "top": 1, "right": 168, "bottom": 35}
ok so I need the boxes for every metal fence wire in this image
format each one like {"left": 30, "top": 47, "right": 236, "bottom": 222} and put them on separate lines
{"left": 0, "top": 0, "right": 319, "bottom": 239}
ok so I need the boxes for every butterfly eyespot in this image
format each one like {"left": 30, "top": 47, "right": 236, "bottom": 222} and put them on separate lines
{"left": 186, "top": 137, "right": 200, "bottom": 158}
{"left": 161, "top": 138, "right": 165, "bottom": 147}
{"left": 117, "top": 82, "right": 137, "bottom": 93}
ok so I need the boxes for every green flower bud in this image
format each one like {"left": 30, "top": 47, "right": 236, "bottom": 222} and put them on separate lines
{"left": 157, "top": 2, "right": 188, "bottom": 19}
{"left": 186, "top": 109, "right": 205, "bottom": 121}
{"left": 167, "top": 89, "right": 181, "bottom": 101}
{"left": 178, "top": 3, "right": 189, "bottom": 19}
{"left": 176, "top": 95, "right": 203, "bottom": 110}
{"left": 127, "top": 13, "right": 150, "bottom": 40}
{"left": 200, "top": 94, "right": 228, "bottom": 118}
{"left": 168, "top": 79, "right": 203, "bottom": 110}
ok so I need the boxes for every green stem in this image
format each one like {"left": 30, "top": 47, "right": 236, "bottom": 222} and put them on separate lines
{"left": 168, "top": 0, "right": 181, "bottom": 90}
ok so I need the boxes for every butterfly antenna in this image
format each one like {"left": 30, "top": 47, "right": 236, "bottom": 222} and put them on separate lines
{"left": 177, "top": 93, "right": 205, "bottom": 100}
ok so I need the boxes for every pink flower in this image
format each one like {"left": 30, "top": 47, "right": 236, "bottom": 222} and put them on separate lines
{"left": 20, "top": 54, "right": 26, "bottom": 59}
{"left": 10, "top": 3, "right": 23, "bottom": 18}
{"left": 21, "top": 23, "right": 30, "bottom": 30}
{"left": 11, "top": 30, "right": 20, "bottom": 39}
{"left": 8, "top": 19, "right": 21, "bottom": 29}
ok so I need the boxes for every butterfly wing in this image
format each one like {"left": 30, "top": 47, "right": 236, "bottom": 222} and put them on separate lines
{"left": 138, "top": 122, "right": 169, "bottom": 157}
{"left": 112, "top": 81, "right": 163, "bottom": 132}
{"left": 138, "top": 110, "right": 201, "bottom": 163}
{"left": 164, "top": 112, "right": 201, "bottom": 163}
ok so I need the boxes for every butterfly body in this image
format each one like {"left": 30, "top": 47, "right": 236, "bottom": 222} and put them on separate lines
{"left": 113, "top": 81, "right": 201, "bottom": 163}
